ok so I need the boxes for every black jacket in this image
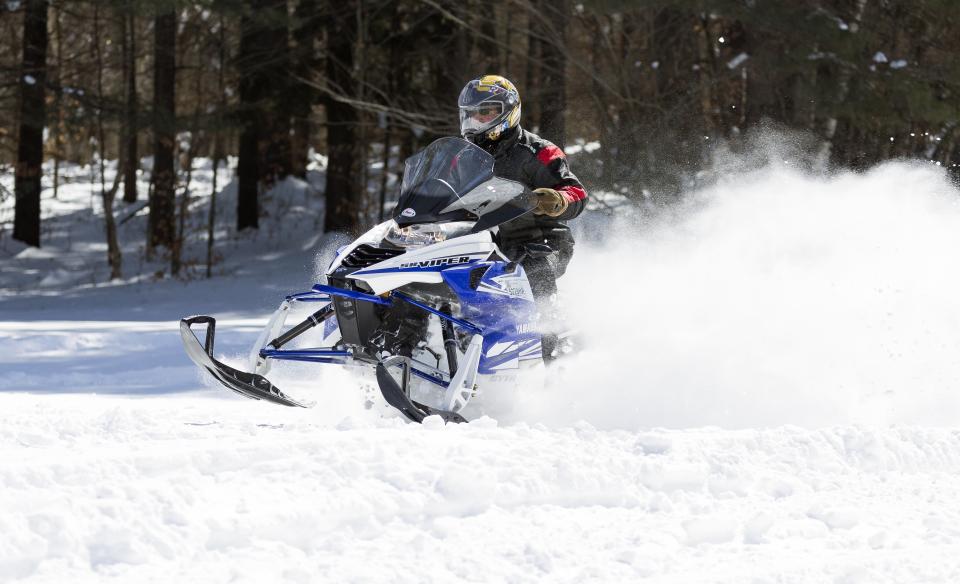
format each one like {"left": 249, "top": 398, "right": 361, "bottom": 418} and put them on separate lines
{"left": 484, "top": 126, "right": 588, "bottom": 256}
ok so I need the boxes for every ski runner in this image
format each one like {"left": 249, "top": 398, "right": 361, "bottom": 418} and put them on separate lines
{"left": 457, "top": 74, "right": 587, "bottom": 356}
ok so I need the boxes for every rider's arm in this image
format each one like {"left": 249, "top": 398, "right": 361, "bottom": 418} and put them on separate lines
{"left": 528, "top": 143, "right": 588, "bottom": 221}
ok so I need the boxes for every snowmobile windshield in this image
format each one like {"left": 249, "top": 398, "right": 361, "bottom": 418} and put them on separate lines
{"left": 393, "top": 137, "right": 536, "bottom": 233}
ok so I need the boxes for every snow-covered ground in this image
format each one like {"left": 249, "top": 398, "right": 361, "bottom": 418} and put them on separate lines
{"left": 2, "top": 153, "right": 960, "bottom": 582}
{"left": 3, "top": 397, "right": 959, "bottom": 583}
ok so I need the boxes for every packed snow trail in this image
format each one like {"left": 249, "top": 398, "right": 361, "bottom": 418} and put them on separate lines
{"left": 3, "top": 156, "right": 960, "bottom": 582}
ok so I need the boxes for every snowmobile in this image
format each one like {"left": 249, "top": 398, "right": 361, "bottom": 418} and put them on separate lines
{"left": 180, "top": 136, "right": 561, "bottom": 424}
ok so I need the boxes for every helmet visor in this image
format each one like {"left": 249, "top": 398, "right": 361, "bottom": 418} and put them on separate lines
{"left": 459, "top": 101, "right": 504, "bottom": 135}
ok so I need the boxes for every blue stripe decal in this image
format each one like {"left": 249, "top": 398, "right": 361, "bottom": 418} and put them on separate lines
{"left": 312, "top": 284, "right": 392, "bottom": 306}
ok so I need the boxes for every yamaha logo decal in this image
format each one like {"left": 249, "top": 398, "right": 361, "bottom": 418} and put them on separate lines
{"left": 401, "top": 208, "right": 416, "bottom": 217}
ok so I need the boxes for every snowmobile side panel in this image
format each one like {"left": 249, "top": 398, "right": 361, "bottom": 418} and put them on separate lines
{"left": 440, "top": 263, "right": 542, "bottom": 374}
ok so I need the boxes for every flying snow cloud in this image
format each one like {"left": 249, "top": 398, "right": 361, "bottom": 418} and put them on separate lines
{"left": 515, "top": 156, "right": 960, "bottom": 430}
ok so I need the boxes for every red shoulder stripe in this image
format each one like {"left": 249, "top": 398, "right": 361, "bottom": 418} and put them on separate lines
{"left": 558, "top": 185, "right": 587, "bottom": 203}
{"left": 537, "top": 145, "right": 565, "bottom": 166}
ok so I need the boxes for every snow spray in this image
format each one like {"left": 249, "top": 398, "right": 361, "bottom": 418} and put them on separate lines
{"left": 513, "top": 158, "right": 960, "bottom": 429}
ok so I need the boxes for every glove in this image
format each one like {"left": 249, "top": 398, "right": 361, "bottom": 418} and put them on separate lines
{"left": 533, "top": 187, "right": 569, "bottom": 217}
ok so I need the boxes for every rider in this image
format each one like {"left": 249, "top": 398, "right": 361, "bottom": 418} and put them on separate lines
{"left": 457, "top": 75, "right": 587, "bottom": 308}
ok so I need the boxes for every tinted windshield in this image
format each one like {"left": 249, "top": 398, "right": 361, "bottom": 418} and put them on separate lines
{"left": 393, "top": 137, "right": 535, "bottom": 231}
{"left": 400, "top": 137, "right": 493, "bottom": 201}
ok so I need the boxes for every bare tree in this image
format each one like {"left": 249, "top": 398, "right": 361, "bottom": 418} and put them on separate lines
{"left": 51, "top": 2, "right": 63, "bottom": 199}
{"left": 93, "top": 3, "right": 122, "bottom": 279}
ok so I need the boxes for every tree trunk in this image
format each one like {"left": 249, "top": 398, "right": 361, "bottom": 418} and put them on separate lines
{"left": 51, "top": 2, "right": 62, "bottom": 200}
{"left": 535, "top": 0, "right": 568, "bottom": 147}
{"left": 94, "top": 4, "right": 122, "bottom": 280}
{"left": 123, "top": 6, "right": 138, "bottom": 203}
{"left": 150, "top": 7, "right": 177, "bottom": 250}
{"left": 356, "top": 1, "right": 370, "bottom": 220}
{"left": 237, "top": 3, "right": 264, "bottom": 231}
{"left": 173, "top": 39, "right": 206, "bottom": 278}
{"left": 816, "top": 0, "right": 869, "bottom": 170}
{"left": 377, "top": 119, "right": 391, "bottom": 221}
{"left": 290, "top": 0, "right": 320, "bottom": 179}
{"left": 694, "top": 14, "right": 716, "bottom": 136}
{"left": 324, "top": 0, "right": 363, "bottom": 235}
{"left": 236, "top": 124, "right": 260, "bottom": 231}
{"left": 524, "top": 7, "right": 542, "bottom": 132}
{"left": 207, "top": 14, "right": 227, "bottom": 279}
{"left": 236, "top": 0, "right": 289, "bottom": 230}
{"left": 13, "top": 0, "right": 48, "bottom": 248}
{"left": 477, "top": 1, "right": 499, "bottom": 73}
{"left": 260, "top": 0, "right": 292, "bottom": 185}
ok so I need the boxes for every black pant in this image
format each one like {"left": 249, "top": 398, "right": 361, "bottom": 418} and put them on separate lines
{"left": 513, "top": 235, "right": 573, "bottom": 357}
{"left": 506, "top": 228, "right": 575, "bottom": 302}
{"left": 521, "top": 253, "right": 561, "bottom": 300}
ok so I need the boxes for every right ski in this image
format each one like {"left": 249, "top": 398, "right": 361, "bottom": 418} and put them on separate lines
{"left": 375, "top": 363, "right": 466, "bottom": 424}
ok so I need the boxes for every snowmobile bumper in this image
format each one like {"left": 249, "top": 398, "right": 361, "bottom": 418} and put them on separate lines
{"left": 180, "top": 316, "right": 311, "bottom": 408}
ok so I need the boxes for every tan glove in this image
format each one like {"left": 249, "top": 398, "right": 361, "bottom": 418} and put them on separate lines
{"left": 533, "top": 187, "right": 569, "bottom": 217}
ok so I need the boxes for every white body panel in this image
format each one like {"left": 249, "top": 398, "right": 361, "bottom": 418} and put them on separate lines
{"left": 344, "top": 228, "right": 501, "bottom": 295}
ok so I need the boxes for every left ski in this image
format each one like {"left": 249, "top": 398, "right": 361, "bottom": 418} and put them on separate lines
{"left": 180, "top": 316, "right": 311, "bottom": 408}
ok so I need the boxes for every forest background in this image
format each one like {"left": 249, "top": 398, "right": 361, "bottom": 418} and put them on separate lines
{"left": 2, "top": 0, "right": 958, "bottom": 280}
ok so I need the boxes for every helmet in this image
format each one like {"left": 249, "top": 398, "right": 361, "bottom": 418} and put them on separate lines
{"left": 458, "top": 75, "right": 521, "bottom": 145}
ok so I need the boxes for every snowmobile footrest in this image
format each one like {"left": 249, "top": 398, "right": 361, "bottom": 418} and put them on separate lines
{"left": 180, "top": 316, "right": 310, "bottom": 408}
{"left": 376, "top": 363, "right": 466, "bottom": 424}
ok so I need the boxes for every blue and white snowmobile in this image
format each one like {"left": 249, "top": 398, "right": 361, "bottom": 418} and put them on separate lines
{"left": 181, "top": 137, "right": 563, "bottom": 423}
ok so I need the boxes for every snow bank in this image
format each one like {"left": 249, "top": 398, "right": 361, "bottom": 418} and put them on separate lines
{"left": 520, "top": 160, "right": 960, "bottom": 429}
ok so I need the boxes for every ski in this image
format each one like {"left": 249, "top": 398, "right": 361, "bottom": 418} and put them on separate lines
{"left": 180, "top": 316, "right": 310, "bottom": 408}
